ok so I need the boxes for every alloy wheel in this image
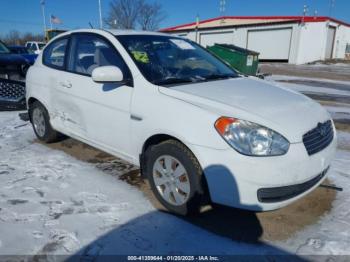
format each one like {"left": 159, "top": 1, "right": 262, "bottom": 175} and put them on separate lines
{"left": 152, "top": 155, "right": 191, "bottom": 206}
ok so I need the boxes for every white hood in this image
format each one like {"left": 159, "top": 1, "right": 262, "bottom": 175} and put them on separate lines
{"left": 159, "top": 77, "right": 331, "bottom": 143}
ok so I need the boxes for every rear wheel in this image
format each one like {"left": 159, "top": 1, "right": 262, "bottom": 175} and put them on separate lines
{"left": 29, "top": 101, "right": 59, "bottom": 143}
{"left": 145, "top": 140, "right": 205, "bottom": 216}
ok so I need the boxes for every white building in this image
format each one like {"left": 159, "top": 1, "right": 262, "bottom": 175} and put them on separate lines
{"left": 160, "top": 16, "right": 350, "bottom": 64}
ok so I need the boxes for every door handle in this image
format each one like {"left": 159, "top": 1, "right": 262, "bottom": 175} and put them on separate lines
{"left": 59, "top": 81, "right": 72, "bottom": 88}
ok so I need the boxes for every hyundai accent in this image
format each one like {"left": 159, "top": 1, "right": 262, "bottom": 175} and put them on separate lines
{"left": 26, "top": 29, "right": 336, "bottom": 215}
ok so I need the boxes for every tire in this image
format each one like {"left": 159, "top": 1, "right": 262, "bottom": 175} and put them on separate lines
{"left": 29, "top": 101, "right": 59, "bottom": 143}
{"left": 144, "top": 139, "right": 205, "bottom": 216}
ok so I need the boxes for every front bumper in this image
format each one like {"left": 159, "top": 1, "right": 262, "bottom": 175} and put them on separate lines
{"left": 0, "top": 78, "right": 26, "bottom": 111}
{"left": 189, "top": 132, "right": 337, "bottom": 211}
{"left": 257, "top": 166, "right": 329, "bottom": 203}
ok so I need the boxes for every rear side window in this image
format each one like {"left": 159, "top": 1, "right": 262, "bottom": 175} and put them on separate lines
{"left": 43, "top": 38, "right": 68, "bottom": 69}
{"left": 67, "top": 34, "right": 130, "bottom": 78}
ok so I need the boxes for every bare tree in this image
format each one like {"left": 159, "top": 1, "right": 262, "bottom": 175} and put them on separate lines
{"left": 106, "top": 0, "right": 165, "bottom": 31}
{"left": 138, "top": 1, "right": 165, "bottom": 31}
{"left": 1, "top": 31, "right": 44, "bottom": 46}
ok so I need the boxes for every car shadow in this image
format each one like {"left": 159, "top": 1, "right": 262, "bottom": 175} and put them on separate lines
{"left": 59, "top": 209, "right": 306, "bottom": 261}
{"left": 179, "top": 205, "right": 263, "bottom": 243}
{"left": 102, "top": 82, "right": 124, "bottom": 92}
{"left": 173, "top": 164, "right": 264, "bottom": 243}
{"left": 121, "top": 164, "right": 265, "bottom": 243}
{"left": 53, "top": 165, "right": 305, "bottom": 260}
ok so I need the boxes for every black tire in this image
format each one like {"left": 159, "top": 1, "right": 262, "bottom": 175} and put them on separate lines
{"left": 29, "top": 101, "right": 59, "bottom": 143}
{"left": 144, "top": 139, "right": 205, "bottom": 216}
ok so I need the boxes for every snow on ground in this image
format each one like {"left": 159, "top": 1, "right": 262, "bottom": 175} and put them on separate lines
{"left": 266, "top": 75, "right": 350, "bottom": 98}
{"left": 0, "top": 112, "right": 288, "bottom": 257}
{"left": 277, "top": 150, "right": 350, "bottom": 257}
{"left": 266, "top": 75, "right": 350, "bottom": 121}
{"left": 1, "top": 75, "right": 350, "bottom": 258}
{"left": 325, "top": 106, "right": 350, "bottom": 121}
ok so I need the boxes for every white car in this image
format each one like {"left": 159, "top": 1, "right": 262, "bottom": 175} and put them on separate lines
{"left": 26, "top": 29, "right": 336, "bottom": 215}
{"left": 25, "top": 41, "right": 46, "bottom": 55}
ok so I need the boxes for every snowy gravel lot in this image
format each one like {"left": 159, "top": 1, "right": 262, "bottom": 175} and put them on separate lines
{"left": 0, "top": 77, "right": 350, "bottom": 259}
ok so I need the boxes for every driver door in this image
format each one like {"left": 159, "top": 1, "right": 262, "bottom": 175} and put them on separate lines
{"left": 60, "top": 33, "right": 134, "bottom": 160}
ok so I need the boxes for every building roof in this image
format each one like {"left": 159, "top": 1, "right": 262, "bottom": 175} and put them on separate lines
{"left": 160, "top": 16, "right": 350, "bottom": 32}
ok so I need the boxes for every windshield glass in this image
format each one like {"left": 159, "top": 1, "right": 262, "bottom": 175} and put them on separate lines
{"left": 0, "top": 41, "right": 10, "bottom": 54}
{"left": 117, "top": 35, "right": 238, "bottom": 86}
{"left": 38, "top": 43, "right": 45, "bottom": 50}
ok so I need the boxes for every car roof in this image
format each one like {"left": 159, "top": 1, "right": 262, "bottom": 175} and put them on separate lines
{"left": 57, "top": 28, "right": 171, "bottom": 38}
{"left": 26, "top": 41, "right": 45, "bottom": 44}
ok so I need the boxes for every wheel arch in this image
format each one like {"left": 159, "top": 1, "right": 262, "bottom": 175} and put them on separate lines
{"left": 139, "top": 133, "right": 211, "bottom": 203}
{"left": 27, "top": 97, "right": 51, "bottom": 123}
{"left": 27, "top": 97, "right": 39, "bottom": 108}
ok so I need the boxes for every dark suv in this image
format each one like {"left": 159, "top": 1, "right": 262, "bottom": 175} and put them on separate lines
{"left": 0, "top": 40, "right": 29, "bottom": 110}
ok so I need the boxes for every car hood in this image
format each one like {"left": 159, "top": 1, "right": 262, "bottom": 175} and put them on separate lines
{"left": 21, "top": 54, "right": 37, "bottom": 64}
{"left": 0, "top": 53, "right": 28, "bottom": 66}
{"left": 159, "top": 77, "right": 331, "bottom": 143}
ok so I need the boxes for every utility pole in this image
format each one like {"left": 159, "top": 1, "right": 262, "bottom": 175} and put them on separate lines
{"left": 98, "top": 0, "right": 103, "bottom": 29}
{"left": 40, "top": 0, "right": 47, "bottom": 40}
{"left": 329, "top": 0, "right": 335, "bottom": 17}
{"left": 220, "top": 0, "right": 226, "bottom": 16}
{"left": 195, "top": 14, "right": 199, "bottom": 43}
{"left": 219, "top": 0, "right": 226, "bottom": 24}
{"left": 302, "top": 5, "right": 309, "bottom": 24}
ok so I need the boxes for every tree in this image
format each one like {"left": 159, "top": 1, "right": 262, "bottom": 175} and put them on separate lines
{"left": 106, "top": 0, "right": 165, "bottom": 31}
{"left": 1, "top": 31, "right": 44, "bottom": 46}
{"left": 138, "top": 2, "right": 165, "bottom": 31}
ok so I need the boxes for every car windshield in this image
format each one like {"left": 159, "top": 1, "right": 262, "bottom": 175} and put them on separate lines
{"left": 38, "top": 43, "right": 45, "bottom": 50}
{"left": 0, "top": 41, "right": 10, "bottom": 54}
{"left": 117, "top": 35, "right": 238, "bottom": 86}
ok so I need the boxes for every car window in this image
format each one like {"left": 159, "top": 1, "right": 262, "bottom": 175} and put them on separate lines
{"left": 0, "top": 41, "right": 10, "bottom": 54}
{"left": 68, "top": 34, "right": 130, "bottom": 78}
{"left": 43, "top": 38, "right": 68, "bottom": 69}
{"left": 38, "top": 43, "right": 45, "bottom": 50}
{"left": 29, "top": 43, "right": 36, "bottom": 52}
{"left": 117, "top": 35, "right": 238, "bottom": 86}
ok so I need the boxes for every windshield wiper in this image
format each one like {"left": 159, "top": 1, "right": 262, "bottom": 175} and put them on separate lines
{"left": 152, "top": 77, "right": 194, "bottom": 86}
{"left": 204, "top": 74, "right": 237, "bottom": 81}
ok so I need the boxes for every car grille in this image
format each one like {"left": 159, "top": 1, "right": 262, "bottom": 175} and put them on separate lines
{"left": 0, "top": 79, "right": 25, "bottom": 102}
{"left": 257, "top": 167, "right": 329, "bottom": 203}
{"left": 303, "top": 120, "right": 333, "bottom": 156}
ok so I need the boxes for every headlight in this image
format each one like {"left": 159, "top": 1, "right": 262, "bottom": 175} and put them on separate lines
{"left": 215, "top": 117, "right": 290, "bottom": 156}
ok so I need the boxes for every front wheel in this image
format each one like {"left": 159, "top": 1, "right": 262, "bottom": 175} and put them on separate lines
{"left": 145, "top": 140, "right": 205, "bottom": 216}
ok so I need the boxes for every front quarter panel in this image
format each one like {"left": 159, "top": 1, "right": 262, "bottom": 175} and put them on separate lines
{"left": 129, "top": 80, "right": 230, "bottom": 164}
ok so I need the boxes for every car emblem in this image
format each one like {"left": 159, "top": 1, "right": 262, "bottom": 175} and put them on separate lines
{"left": 317, "top": 123, "right": 327, "bottom": 137}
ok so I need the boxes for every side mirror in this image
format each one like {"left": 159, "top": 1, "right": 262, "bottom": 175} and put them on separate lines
{"left": 92, "top": 66, "right": 124, "bottom": 83}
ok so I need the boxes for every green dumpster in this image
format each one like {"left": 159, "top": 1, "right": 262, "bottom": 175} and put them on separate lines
{"left": 207, "top": 44, "right": 260, "bottom": 76}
